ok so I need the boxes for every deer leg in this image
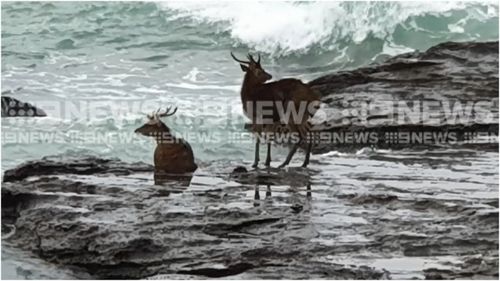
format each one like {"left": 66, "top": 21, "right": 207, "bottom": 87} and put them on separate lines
{"left": 301, "top": 142, "right": 312, "bottom": 168}
{"left": 253, "top": 185, "right": 260, "bottom": 207}
{"left": 278, "top": 125, "right": 300, "bottom": 168}
{"left": 252, "top": 136, "right": 260, "bottom": 168}
{"left": 302, "top": 134, "right": 312, "bottom": 168}
{"left": 266, "top": 184, "right": 272, "bottom": 198}
{"left": 264, "top": 143, "right": 271, "bottom": 167}
{"left": 278, "top": 141, "right": 300, "bottom": 168}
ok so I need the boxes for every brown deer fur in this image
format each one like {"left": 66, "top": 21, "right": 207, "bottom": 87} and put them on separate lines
{"left": 135, "top": 107, "right": 197, "bottom": 174}
{"left": 231, "top": 53, "right": 320, "bottom": 168}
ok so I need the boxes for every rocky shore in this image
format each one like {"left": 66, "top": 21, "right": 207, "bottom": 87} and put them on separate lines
{"left": 308, "top": 40, "right": 498, "bottom": 152}
{"left": 3, "top": 150, "right": 498, "bottom": 279}
{"left": 2, "top": 156, "right": 388, "bottom": 279}
{"left": 2, "top": 41, "right": 498, "bottom": 279}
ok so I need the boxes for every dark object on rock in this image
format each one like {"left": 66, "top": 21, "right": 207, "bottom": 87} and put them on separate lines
{"left": 1, "top": 96, "right": 47, "bottom": 117}
{"left": 290, "top": 204, "right": 303, "bottom": 213}
{"left": 2, "top": 155, "right": 153, "bottom": 182}
{"left": 232, "top": 166, "right": 248, "bottom": 174}
{"left": 177, "top": 262, "right": 255, "bottom": 278}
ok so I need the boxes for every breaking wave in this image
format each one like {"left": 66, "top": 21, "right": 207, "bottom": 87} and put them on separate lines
{"left": 159, "top": 1, "right": 498, "bottom": 56}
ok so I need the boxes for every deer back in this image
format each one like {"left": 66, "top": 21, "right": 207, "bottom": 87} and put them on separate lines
{"left": 154, "top": 139, "right": 197, "bottom": 173}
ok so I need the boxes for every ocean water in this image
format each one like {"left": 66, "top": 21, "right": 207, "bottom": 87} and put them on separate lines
{"left": 1, "top": 1, "right": 499, "bottom": 170}
{"left": 1, "top": 2, "right": 499, "bottom": 279}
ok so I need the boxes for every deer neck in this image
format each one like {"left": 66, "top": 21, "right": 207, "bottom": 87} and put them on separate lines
{"left": 155, "top": 132, "right": 176, "bottom": 145}
{"left": 153, "top": 124, "right": 175, "bottom": 144}
{"left": 240, "top": 74, "right": 262, "bottom": 102}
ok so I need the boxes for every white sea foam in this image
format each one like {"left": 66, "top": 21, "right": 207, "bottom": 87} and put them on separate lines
{"left": 159, "top": 1, "right": 498, "bottom": 55}
{"left": 163, "top": 82, "right": 240, "bottom": 91}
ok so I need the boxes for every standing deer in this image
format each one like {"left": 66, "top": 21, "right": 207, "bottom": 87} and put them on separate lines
{"left": 135, "top": 106, "right": 198, "bottom": 176}
{"left": 231, "top": 52, "right": 320, "bottom": 168}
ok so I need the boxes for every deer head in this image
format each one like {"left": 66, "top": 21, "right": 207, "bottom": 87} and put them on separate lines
{"left": 231, "top": 52, "right": 272, "bottom": 83}
{"left": 134, "top": 106, "right": 178, "bottom": 137}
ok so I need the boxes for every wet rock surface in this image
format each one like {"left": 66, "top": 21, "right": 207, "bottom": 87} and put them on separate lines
{"left": 1, "top": 41, "right": 498, "bottom": 279}
{"left": 2, "top": 155, "right": 153, "bottom": 182}
{"left": 307, "top": 41, "right": 499, "bottom": 152}
{"left": 2, "top": 150, "right": 498, "bottom": 279}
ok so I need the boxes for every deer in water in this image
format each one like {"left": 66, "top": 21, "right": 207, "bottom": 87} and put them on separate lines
{"left": 231, "top": 52, "right": 320, "bottom": 168}
{"left": 135, "top": 106, "right": 197, "bottom": 175}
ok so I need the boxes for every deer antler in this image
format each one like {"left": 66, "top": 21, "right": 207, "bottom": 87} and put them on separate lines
{"left": 230, "top": 52, "right": 250, "bottom": 64}
{"left": 246, "top": 53, "right": 261, "bottom": 65}
{"left": 158, "top": 106, "right": 178, "bottom": 118}
{"left": 247, "top": 54, "right": 255, "bottom": 63}
{"left": 150, "top": 108, "right": 161, "bottom": 120}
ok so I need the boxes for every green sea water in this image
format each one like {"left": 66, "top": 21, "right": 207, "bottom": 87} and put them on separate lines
{"left": 1, "top": 2, "right": 499, "bottom": 279}
{"left": 1, "top": 1, "right": 499, "bottom": 169}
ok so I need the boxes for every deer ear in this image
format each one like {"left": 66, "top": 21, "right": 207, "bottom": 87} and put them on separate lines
{"left": 240, "top": 64, "right": 249, "bottom": 72}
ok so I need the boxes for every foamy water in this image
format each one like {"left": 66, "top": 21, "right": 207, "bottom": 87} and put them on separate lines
{"left": 1, "top": 3, "right": 499, "bottom": 278}
{"left": 2, "top": 1, "right": 498, "bottom": 170}
{"left": 160, "top": 1, "right": 497, "bottom": 55}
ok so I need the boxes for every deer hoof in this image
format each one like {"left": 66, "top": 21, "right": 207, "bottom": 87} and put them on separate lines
{"left": 251, "top": 163, "right": 259, "bottom": 168}
{"left": 278, "top": 163, "right": 287, "bottom": 169}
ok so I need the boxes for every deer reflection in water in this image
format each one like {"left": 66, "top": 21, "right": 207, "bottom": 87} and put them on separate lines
{"left": 230, "top": 166, "right": 312, "bottom": 208}
{"left": 153, "top": 170, "right": 194, "bottom": 186}
{"left": 252, "top": 183, "right": 312, "bottom": 208}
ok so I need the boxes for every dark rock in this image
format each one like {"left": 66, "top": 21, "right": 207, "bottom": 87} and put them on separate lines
{"left": 2, "top": 154, "right": 497, "bottom": 279}
{"left": 230, "top": 166, "right": 313, "bottom": 186}
{"left": 177, "top": 262, "right": 255, "bottom": 278}
{"left": 423, "top": 256, "right": 499, "bottom": 279}
{"left": 246, "top": 41, "right": 498, "bottom": 153}
{"left": 351, "top": 194, "right": 398, "bottom": 205}
{"left": 1, "top": 156, "right": 388, "bottom": 279}
{"left": 310, "top": 41, "right": 498, "bottom": 99}
{"left": 307, "top": 41, "right": 499, "bottom": 152}
{"left": 290, "top": 204, "right": 303, "bottom": 213}
{"left": 2, "top": 155, "right": 153, "bottom": 182}
{"left": 2, "top": 41, "right": 499, "bottom": 279}
{"left": 232, "top": 166, "right": 248, "bottom": 174}
{"left": 1, "top": 96, "right": 47, "bottom": 117}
